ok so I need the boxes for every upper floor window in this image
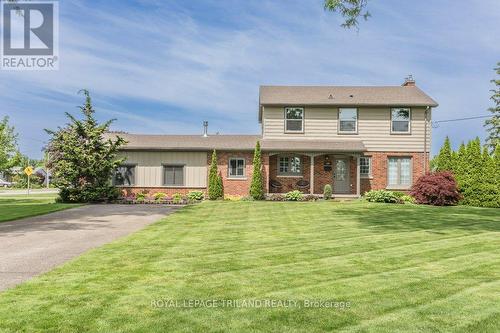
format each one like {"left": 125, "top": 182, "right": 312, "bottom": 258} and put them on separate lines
{"left": 285, "top": 107, "right": 304, "bottom": 132}
{"left": 339, "top": 108, "right": 358, "bottom": 133}
{"left": 388, "top": 157, "right": 412, "bottom": 188}
{"left": 391, "top": 108, "right": 411, "bottom": 133}
{"left": 164, "top": 165, "right": 184, "bottom": 186}
{"left": 113, "top": 165, "right": 135, "bottom": 186}
{"left": 360, "top": 157, "right": 371, "bottom": 177}
{"left": 279, "top": 155, "right": 301, "bottom": 176}
{"left": 228, "top": 158, "right": 245, "bottom": 178}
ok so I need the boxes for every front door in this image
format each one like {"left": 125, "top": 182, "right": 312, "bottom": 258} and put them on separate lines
{"left": 334, "top": 158, "right": 350, "bottom": 194}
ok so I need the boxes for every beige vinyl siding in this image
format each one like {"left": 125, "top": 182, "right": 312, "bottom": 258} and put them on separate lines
{"left": 117, "top": 151, "right": 207, "bottom": 187}
{"left": 262, "top": 106, "right": 431, "bottom": 152}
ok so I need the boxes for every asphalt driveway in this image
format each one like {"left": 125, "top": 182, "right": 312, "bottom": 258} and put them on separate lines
{"left": 0, "top": 204, "right": 179, "bottom": 291}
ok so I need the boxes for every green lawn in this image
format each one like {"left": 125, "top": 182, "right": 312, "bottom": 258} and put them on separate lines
{"left": 0, "top": 201, "right": 498, "bottom": 332}
{"left": 0, "top": 194, "right": 79, "bottom": 223}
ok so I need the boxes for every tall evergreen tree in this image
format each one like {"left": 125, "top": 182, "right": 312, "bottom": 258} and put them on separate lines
{"left": 484, "top": 63, "right": 500, "bottom": 151}
{"left": 208, "top": 150, "right": 223, "bottom": 200}
{"left": 0, "top": 116, "right": 21, "bottom": 174}
{"left": 435, "top": 136, "right": 454, "bottom": 172}
{"left": 45, "top": 90, "right": 125, "bottom": 202}
{"left": 250, "top": 141, "right": 264, "bottom": 200}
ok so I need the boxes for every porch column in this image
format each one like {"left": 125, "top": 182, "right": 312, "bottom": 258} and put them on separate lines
{"left": 310, "top": 154, "right": 314, "bottom": 194}
{"left": 356, "top": 155, "right": 361, "bottom": 197}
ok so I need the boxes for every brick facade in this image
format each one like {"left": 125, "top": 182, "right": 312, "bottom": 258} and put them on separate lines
{"left": 121, "top": 151, "right": 428, "bottom": 197}
{"left": 210, "top": 151, "right": 255, "bottom": 196}
{"left": 269, "top": 154, "right": 311, "bottom": 193}
{"left": 360, "top": 152, "right": 427, "bottom": 194}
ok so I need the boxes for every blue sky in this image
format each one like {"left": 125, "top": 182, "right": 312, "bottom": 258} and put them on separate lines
{"left": 1, "top": 0, "right": 499, "bottom": 158}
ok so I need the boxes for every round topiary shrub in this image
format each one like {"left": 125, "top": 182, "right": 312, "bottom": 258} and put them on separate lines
{"left": 410, "top": 172, "right": 461, "bottom": 206}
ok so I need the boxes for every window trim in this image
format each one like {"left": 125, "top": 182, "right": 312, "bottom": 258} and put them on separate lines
{"left": 228, "top": 157, "right": 246, "bottom": 179}
{"left": 284, "top": 106, "right": 305, "bottom": 134}
{"left": 359, "top": 156, "right": 372, "bottom": 178}
{"left": 386, "top": 156, "right": 413, "bottom": 189}
{"left": 390, "top": 107, "right": 412, "bottom": 135}
{"left": 113, "top": 164, "right": 136, "bottom": 187}
{"left": 338, "top": 108, "right": 358, "bottom": 135}
{"left": 277, "top": 154, "right": 303, "bottom": 177}
{"left": 162, "top": 164, "right": 185, "bottom": 187}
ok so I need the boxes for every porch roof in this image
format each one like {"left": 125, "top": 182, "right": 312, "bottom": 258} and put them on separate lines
{"left": 260, "top": 139, "right": 366, "bottom": 153}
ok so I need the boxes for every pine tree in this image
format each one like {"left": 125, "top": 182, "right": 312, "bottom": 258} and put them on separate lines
{"left": 484, "top": 63, "right": 500, "bottom": 152}
{"left": 477, "top": 146, "right": 499, "bottom": 207}
{"left": 435, "top": 136, "right": 454, "bottom": 172}
{"left": 45, "top": 90, "right": 126, "bottom": 202}
{"left": 249, "top": 141, "right": 264, "bottom": 200}
{"left": 208, "top": 150, "right": 223, "bottom": 200}
{"left": 454, "top": 142, "right": 467, "bottom": 190}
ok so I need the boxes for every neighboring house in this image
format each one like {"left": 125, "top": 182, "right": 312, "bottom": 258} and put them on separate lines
{"left": 110, "top": 77, "right": 438, "bottom": 197}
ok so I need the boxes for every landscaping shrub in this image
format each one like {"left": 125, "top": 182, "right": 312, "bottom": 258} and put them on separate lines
{"left": 410, "top": 172, "right": 461, "bottom": 206}
{"left": 364, "top": 190, "right": 400, "bottom": 203}
{"left": 135, "top": 192, "right": 146, "bottom": 203}
{"left": 249, "top": 141, "right": 265, "bottom": 200}
{"left": 323, "top": 184, "right": 332, "bottom": 200}
{"left": 285, "top": 190, "right": 304, "bottom": 201}
{"left": 153, "top": 192, "right": 166, "bottom": 202}
{"left": 187, "top": 191, "right": 204, "bottom": 202}
{"left": 208, "top": 150, "right": 224, "bottom": 200}
{"left": 400, "top": 194, "right": 415, "bottom": 204}
{"left": 172, "top": 193, "right": 183, "bottom": 204}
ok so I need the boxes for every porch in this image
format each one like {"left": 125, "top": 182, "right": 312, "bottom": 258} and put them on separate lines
{"left": 267, "top": 153, "right": 362, "bottom": 197}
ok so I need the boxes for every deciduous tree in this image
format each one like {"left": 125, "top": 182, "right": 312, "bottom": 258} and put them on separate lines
{"left": 0, "top": 116, "right": 21, "bottom": 174}
{"left": 324, "top": 0, "right": 370, "bottom": 29}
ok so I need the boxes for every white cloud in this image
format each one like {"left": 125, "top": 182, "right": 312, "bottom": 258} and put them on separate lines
{"left": 0, "top": 0, "right": 499, "bottom": 157}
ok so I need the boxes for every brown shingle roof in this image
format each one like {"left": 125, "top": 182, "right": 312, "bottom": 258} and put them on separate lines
{"left": 106, "top": 133, "right": 366, "bottom": 153}
{"left": 261, "top": 139, "right": 365, "bottom": 152}
{"left": 259, "top": 85, "right": 438, "bottom": 121}
{"left": 105, "top": 133, "right": 261, "bottom": 151}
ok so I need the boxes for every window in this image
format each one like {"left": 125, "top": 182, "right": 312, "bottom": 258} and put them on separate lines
{"left": 388, "top": 157, "right": 412, "bottom": 188}
{"left": 278, "top": 156, "right": 301, "bottom": 176}
{"left": 113, "top": 165, "right": 135, "bottom": 186}
{"left": 391, "top": 108, "right": 411, "bottom": 133}
{"left": 285, "top": 107, "right": 304, "bottom": 132}
{"left": 228, "top": 158, "right": 245, "bottom": 178}
{"left": 360, "top": 157, "right": 371, "bottom": 177}
{"left": 339, "top": 108, "right": 358, "bottom": 133}
{"left": 164, "top": 165, "right": 184, "bottom": 186}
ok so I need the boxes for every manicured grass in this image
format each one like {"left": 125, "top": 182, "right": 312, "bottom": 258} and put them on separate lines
{"left": 0, "top": 201, "right": 498, "bottom": 332}
{"left": 0, "top": 194, "right": 80, "bottom": 223}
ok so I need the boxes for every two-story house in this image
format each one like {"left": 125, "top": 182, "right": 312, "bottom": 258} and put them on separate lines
{"left": 110, "top": 77, "right": 438, "bottom": 197}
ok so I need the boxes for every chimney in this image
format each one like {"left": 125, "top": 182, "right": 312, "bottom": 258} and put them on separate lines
{"left": 402, "top": 74, "right": 415, "bottom": 87}
{"left": 202, "top": 121, "right": 208, "bottom": 137}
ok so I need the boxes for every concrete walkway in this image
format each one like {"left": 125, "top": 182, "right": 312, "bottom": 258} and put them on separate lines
{"left": 0, "top": 204, "right": 179, "bottom": 291}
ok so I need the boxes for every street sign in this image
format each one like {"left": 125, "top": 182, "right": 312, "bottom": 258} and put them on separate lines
{"left": 24, "top": 166, "right": 34, "bottom": 176}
